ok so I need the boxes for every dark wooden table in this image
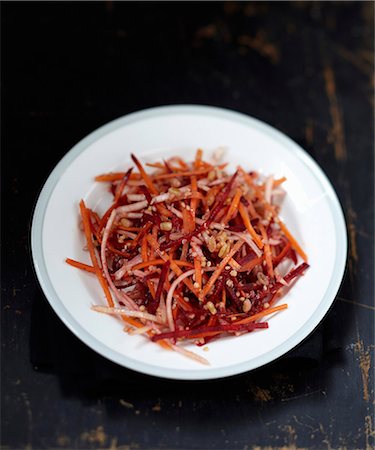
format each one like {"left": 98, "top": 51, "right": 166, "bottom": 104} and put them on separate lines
{"left": 2, "top": 2, "right": 374, "bottom": 449}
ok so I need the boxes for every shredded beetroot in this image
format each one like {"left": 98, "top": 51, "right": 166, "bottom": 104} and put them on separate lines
{"left": 151, "top": 321, "right": 268, "bottom": 341}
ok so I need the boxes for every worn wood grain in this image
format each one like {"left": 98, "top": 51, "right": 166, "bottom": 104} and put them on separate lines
{"left": 2, "top": 2, "right": 373, "bottom": 449}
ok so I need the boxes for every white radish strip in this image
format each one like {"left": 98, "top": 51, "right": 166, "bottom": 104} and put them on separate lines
{"left": 191, "top": 236, "right": 203, "bottom": 245}
{"left": 92, "top": 305, "right": 162, "bottom": 324}
{"left": 117, "top": 230, "right": 137, "bottom": 239}
{"left": 157, "top": 294, "right": 167, "bottom": 325}
{"left": 127, "top": 325, "right": 152, "bottom": 335}
{"left": 132, "top": 269, "right": 147, "bottom": 278}
{"left": 100, "top": 210, "right": 138, "bottom": 309}
{"left": 230, "top": 231, "right": 262, "bottom": 257}
{"left": 121, "top": 284, "right": 136, "bottom": 293}
{"left": 166, "top": 269, "right": 196, "bottom": 332}
{"left": 127, "top": 194, "right": 146, "bottom": 202}
{"left": 268, "top": 238, "right": 282, "bottom": 246}
{"left": 170, "top": 344, "right": 209, "bottom": 365}
{"left": 170, "top": 206, "right": 183, "bottom": 219}
{"left": 208, "top": 177, "right": 229, "bottom": 186}
{"left": 264, "top": 176, "right": 274, "bottom": 204}
{"left": 127, "top": 212, "right": 143, "bottom": 219}
{"left": 191, "top": 241, "right": 204, "bottom": 259}
{"left": 114, "top": 254, "right": 142, "bottom": 280}
{"left": 151, "top": 192, "right": 170, "bottom": 204}
{"left": 116, "top": 200, "right": 148, "bottom": 214}
{"left": 170, "top": 232, "right": 184, "bottom": 241}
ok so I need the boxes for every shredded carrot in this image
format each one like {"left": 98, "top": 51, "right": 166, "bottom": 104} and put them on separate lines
{"left": 190, "top": 175, "right": 198, "bottom": 230}
{"left": 259, "top": 223, "right": 274, "bottom": 278}
{"left": 195, "top": 148, "right": 203, "bottom": 169}
{"left": 95, "top": 172, "right": 126, "bottom": 182}
{"left": 238, "top": 202, "right": 264, "bottom": 249}
{"left": 200, "top": 240, "right": 244, "bottom": 300}
{"left": 273, "top": 176, "right": 287, "bottom": 187}
{"left": 241, "top": 256, "right": 263, "bottom": 272}
{"left": 237, "top": 304, "right": 288, "bottom": 324}
{"left": 146, "top": 162, "right": 165, "bottom": 169}
{"left": 141, "top": 235, "right": 148, "bottom": 262}
{"left": 79, "top": 200, "right": 114, "bottom": 307}
{"left": 194, "top": 258, "right": 202, "bottom": 290}
{"left": 151, "top": 169, "right": 209, "bottom": 180}
{"left": 223, "top": 188, "right": 242, "bottom": 223}
{"left": 131, "top": 153, "right": 159, "bottom": 194}
{"left": 66, "top": 258, "right": 95, "bottom": 273}
{"left": 278, "top": 220, "right": 308, "bottom": 262}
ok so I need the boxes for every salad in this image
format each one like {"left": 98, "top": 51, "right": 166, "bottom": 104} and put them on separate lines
{"left": 67, "top": 150, "right": 309, "bottom": 364}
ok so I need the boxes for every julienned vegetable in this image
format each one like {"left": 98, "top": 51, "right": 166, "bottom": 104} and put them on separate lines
{"left": 67, "top": 150, "right": 309, "bottom": 365}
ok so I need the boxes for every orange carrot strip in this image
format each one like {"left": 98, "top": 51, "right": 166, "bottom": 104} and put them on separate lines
{"left": 200, "top": 240, "right": 244, "bottom": 300}
{"left": 273, "top": 176, "right": 287, "bottom": 187}
{"left": 238, "top": 202, "right": 264, "bottom": 249}
{"left": 66, "top": 258, "right": 95, "bottom": 273}
{"left": 245, "top": 196, "right": 260, "bottom": 219}
{"left": 273, "top": 242, "right": 291, "bottom": 265}
{"left": 95, "top": 172, "right": 125, "bottom": 182}
{"left": 194, "top": 258, "right": 202, "bottom": 290}
{"left": 182, "top": 207, "right": 195, "bottom": 234}
{"left": 151, "top": 169, "right": 209, "bottom": 180}
{"left": 147, "top": 280, "right": 156, "bottom": 299}
{"left": 123, "top": 318, "right": 171, "bottom": 350}
{"left": 132, "top": 259, "right": 194, "bottom": 271}
{"left": 228, "top": 258, "right": 241, "bottom": 271}
{"left": 278, "top": 220, "right": 308, "bottom": 262}
{"left": 268, "top": 292, "right": 280, "bottom": 308}
{"left": 223, "top": 188, "right": 242, "bottom": 223}
{"left": 195, "top": 148, "right": 203, "bottom": 169}
{"left": 175, "top": 157, "right": 189, "bottom": 169}
{"left": 190, "top": 175, "right": 198, "bottom": 230}
{"left": 146, "top": 162, "right": 165, "bottom": 169}
{"left": 141, "top": 235, "right": 148, "bottom": 262}
{"left": 79, "top": 200, "right": 114, "bottom": 307}
{"left": 222, "top": 288, "right": 226, "bottom": 307}
{"left": 259, "top": 224, "right": 274, "bottom": 278}
{"left": 131, "top": 153, "right": 159, "bottom": 195}
{"left": 117, "top": 226, "right": 143, "bottom": 232}
{"left": 241, "top": 256, "right": 263, "bottom": 272}
{"left": 238, "top": 166, "right": 254, "bottom": 188}
{"left": 180, "top": 240, "right": 189, "bottom": 261}
{"left": 237, "top": 304, "right": 288, "bottom": 324}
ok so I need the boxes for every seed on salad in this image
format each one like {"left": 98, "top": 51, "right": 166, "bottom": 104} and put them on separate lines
{"left": 160, "top": 222, "right": 172, "bottom": 231}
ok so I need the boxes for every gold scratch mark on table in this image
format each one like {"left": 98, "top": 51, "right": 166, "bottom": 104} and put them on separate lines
{"left": 347, "top": 207, "right": 359, "bottom": 263}
{"left": 80, "top": 425, "right": 107, "bottom": 446}
{"left": 365, "top": 415, "right": 375, "bottom": 450}
{"left": 354, "top": 333, "right": 372, "bottom": 402}
{"left": 238, "top": 32, "right": 280, "bottom": 64}
{"left": 56, "top": 434, "right": 70, "bottom": 447}
{"left": 338, "top": 297, "right": 375, "bottom": 311}
{"left": 251, "top": 386, "right": 272, "bottom": 402}
{"left": 323, "top": 64, "right": 347, "bottom": 161}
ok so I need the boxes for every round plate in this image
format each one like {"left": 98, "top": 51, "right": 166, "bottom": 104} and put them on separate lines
{"left": 31, "top": 105, "right": 347, "bottom": 380}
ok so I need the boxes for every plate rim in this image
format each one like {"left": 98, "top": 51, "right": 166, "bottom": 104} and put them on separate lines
{"left": 31, "top": 104, "right": 348, "bottom": 380}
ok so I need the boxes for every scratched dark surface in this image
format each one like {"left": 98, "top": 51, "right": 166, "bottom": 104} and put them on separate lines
{"left": 2, "top": 2, "right": 374, "bottom": 449}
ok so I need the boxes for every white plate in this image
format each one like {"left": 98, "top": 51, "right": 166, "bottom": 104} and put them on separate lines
{"left": 31, "top": 105, "right": 347, "bottom": 380}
